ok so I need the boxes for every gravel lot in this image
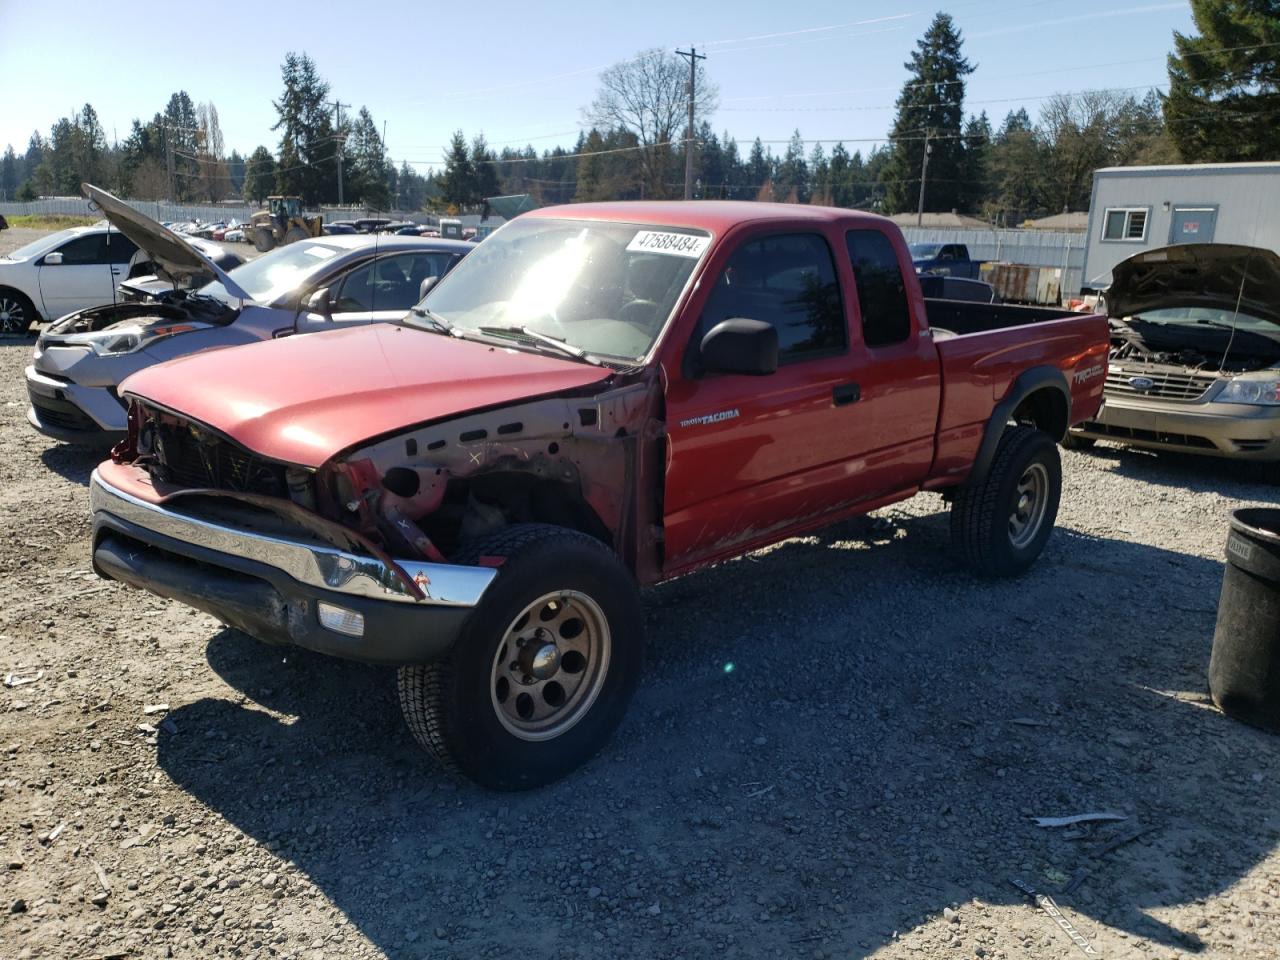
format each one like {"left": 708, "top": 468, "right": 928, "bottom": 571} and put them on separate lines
{"left": 1, "top": 227, "right": 1279, "bottom": 959}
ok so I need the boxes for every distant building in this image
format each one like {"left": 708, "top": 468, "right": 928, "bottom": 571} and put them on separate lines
{"left": 1081, "top": 161, "right": 1280, "bottom": 291}
{"left": 887, "top": 211, "right": 990, "bottom": 230}
{"left": 1024, "top": 211, "right": 1088, "bottom": 232}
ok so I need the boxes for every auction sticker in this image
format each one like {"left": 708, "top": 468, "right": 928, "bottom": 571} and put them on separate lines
{"left": 627, "top": 230, "right": 710, "bottom": 259}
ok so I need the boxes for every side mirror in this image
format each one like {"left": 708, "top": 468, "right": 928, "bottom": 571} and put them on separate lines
{"left": 43, "top": 252, "right": 64, "bottom": 266}
{"left": 305, "top": 287, "right": 332, "bottom": 318}
{"left": 699, "top": 318, "right": 777, "bottom": 376}
{"left": 419, "top": 275, "right": 439, "bottom": 299}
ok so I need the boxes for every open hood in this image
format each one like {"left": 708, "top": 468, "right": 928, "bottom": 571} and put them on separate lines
{"left": 1108, "top": 244, "right": 1280, "bottom": 326}
{"left": 80, "top": 183, "right": 252, "bottom": 301}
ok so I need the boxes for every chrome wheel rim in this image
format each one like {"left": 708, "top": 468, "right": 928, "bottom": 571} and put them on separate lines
{"left": 0, "top": 297, "right": 24, "bottom": 333}
{"left": 489, "top": 590, "right": 611, "bottom": 742}
{"left": 1009, "top": 462, "right": 1049, "bottom": 549}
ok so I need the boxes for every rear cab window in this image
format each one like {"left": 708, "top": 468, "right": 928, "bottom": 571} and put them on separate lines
{"left": 698, "top": 233, "right": 846, "bottom": 364}
{"left": 846, "top": 230, "right": 912, "bottom": 348}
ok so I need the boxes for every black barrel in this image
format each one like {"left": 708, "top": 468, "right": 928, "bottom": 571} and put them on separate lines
{"left": 1210, "top": 508, "right": 1280, "bottom": 732}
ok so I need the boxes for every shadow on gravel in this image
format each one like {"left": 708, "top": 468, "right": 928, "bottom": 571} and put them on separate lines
{"left": 156, "top": 510, "right": 1279, "bottom": 959}
{"left": 40, "top": 441, "right": 109, "bottom": 485}
{"left": 1082, "top": 441, "right": 1278, "bottom": 491}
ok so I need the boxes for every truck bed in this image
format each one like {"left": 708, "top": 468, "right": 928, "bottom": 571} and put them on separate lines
{"left": 924, "top": 300, "right": 1110, "bottom": 484}
{"left": 924, "top": 298, "right": 1081, "bottom": 336}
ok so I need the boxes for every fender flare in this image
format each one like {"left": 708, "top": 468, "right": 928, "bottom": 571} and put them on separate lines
{"left": 966, "top": 365, "right": 1071, "bottom": 488}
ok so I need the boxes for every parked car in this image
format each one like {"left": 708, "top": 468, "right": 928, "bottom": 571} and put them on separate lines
{"left": 223, "top": 228, "right": 245, "bottom": 243}
{"left": 1067, "top": 243, "right": 1280, "bottom": 462}
{"left": 1, "top": 220, "right": 237, "bottom": 334}
{"left": 26, "top": 184, "right": 471, "bottom": 444}
{"left": 88, "top": 201, "right": 1108, "bottom": 789}
{"left": 355, "top": 217, "right": 392, "bottom": 233}
{"left": 910, "top": 242, "right": 985, "bottom": 279}
{"left": 917, "top": 274, "right": 996, "bottom": 303}
{"left": 323, "top": 223, "right": 357, "bottom": 236}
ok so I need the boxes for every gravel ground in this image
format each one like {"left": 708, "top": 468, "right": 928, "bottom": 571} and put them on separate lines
{"left": 2, "top": 230, "right": 1280, "bottom": 959}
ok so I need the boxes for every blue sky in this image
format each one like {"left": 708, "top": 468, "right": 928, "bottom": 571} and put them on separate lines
{"left": 1, "top": 0, "right": 1195, "bottom": 168}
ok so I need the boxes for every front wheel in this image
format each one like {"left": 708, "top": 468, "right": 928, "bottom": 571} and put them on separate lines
{"left": 252, "top": 227, "right": 276, "bottom": 252}
{"left": 398, "top": 525, "right": 643, "bottom": 790}
{"left": 951, "top": 425, "right": 1062, "bottom": 578}
{"left": 0, "top": 289, "right": 37, "bottom": 334}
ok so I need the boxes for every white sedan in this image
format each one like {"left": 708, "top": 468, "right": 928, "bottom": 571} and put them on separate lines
{"left": 0, "top": 224, "right": 240, "bottom": 334}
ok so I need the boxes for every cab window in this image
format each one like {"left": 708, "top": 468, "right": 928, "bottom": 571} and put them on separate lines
{"left": 699, "top": 233, "right": 845, "bottom": 363}
{"left": 846, "top": 230, "right": 912, "bottom": 347}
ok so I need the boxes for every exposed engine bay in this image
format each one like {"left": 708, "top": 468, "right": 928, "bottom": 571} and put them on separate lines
{"left": 1109, "top": 315, "right": 1280, "bottom": 375}
{"left": 41, "top": 293, "right": 234, "bottom": 342}
{"left": 117, "top": 375, "right": 661, "bottom": 586}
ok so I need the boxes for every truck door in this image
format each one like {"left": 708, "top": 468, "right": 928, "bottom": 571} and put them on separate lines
{"left": 662, "top": 230, "right": 924, "bottom": 571}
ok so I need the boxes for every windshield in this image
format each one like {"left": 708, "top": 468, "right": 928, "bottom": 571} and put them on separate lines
{"left": 198, "top": 240, "right": 342, "bottom": 304}
{"left": 408, "top": 218, "right": 711, "bottom": 361}
{"left": 1129, "top": 306, "right": 1278, "bottom": 334}
{"left": 909, "top": 243, "right": 942, "bottom": 259}
{"left": 4, "top": 228, "right": 80, "bottom": 261}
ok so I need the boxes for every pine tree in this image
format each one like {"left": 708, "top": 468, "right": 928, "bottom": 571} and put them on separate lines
{"left": 808, "top": 143, "right": 830, "bottom": 205}
{"left": 346, "top": 107, "right": 390, "bottom": 208}
{"left": 959, "top": 112, "right": 992, "bottom": 215}
{"left": 437, "top": 131, "right": 476, "bottom": 209}
{"left": 243, "top": 146, "right": 277, "bottom": 204}
{"left": 989, "top": 109, "right": 1044, "bottom": 225}
{"left": 272, "top": 53, "right": 335, "bottom": 202}
{"left": 0, "top": 146, "right": 18, "bottom": 200}
{"left": 472, "top": 134, "right": 499, "bottom": 202}
{"left": 1165, "top": 0, "right": 1280, "bottom": 161}
{"left": 882, "top": 13, "right": 974, "bottom": 214}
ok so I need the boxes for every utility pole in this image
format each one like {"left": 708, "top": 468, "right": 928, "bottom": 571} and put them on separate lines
{"left": 916, "top": 129, "right": 932, "bottom": 228}
{"left": 164, "top": 123, "right": 176, "bottom": 202}
{"left": 331, "top": 99, "right": 351, "bottom": 206}
{"left": 675, "top": 46, "right": 706, "bottom": 200}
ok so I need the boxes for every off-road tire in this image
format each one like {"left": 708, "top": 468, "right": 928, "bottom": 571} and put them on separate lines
{"left": 283, "top": 226, "right": 309, "bottom": 245}
{"left": 397, "top": 524, "right": 643, "bottom": 790}
{"left": 951, "top": 425, "right": 1062, "bottom": 578}
{"left": 0, "top": 288, "right": 37, "bottom": 334}
{"left": 252, "top": 227, "right": 276, "bottom": 252}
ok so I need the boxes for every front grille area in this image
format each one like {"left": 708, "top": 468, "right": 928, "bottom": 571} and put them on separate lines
{"left": 1081, "top": 420, "right": 1217, "bottom": 450}
{"left": 1105, "top": 368, "right": 1219, "bottom": 401}
{"left": 145, "top": 414, "right": 287, "bottom": 497}
{"left": 29, "top": 392, "right": 99, "bottom": 433}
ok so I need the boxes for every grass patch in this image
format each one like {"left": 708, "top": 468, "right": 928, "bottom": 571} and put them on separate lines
{"left": 5, "top": 214, "right": 99, "bottom": 229}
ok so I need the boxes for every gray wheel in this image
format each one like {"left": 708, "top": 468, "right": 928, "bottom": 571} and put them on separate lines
{"left": 398, "top": 524, "right": 643, "bottom": 790}
{"left": 951, "top": 425, "right": 1062, "bottom": 578}
{"left": 0, "top": 290, "right": 36, "bottom": 334}
{"left": 252, "top": 227, "right": 276, "bottom": 252}
{"left": 283, "top": 226, "right": 309, "bottom": 245}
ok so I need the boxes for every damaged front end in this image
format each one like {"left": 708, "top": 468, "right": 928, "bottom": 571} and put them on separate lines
{"left": 92, "top": 372, "right": 663, "bottom": 663}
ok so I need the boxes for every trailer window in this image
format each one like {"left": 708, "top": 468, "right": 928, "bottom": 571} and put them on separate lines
{"left": 846, "top": 230, "right": 911, "bottom": 347}
{"left": 1103, "top": 208, "right": 1148, "bottom": 241}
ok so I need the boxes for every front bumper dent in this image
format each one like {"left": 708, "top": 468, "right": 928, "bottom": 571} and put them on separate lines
{"left": 90, "top": 470, "right": 498, "bottom": 664}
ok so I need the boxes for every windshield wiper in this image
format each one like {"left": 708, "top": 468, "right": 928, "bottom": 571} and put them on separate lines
{"left": 476, "top": 325, "right": 604, "bottom": 366}
{"left": 409, "top": 306, "right": 458, "bottom": 336}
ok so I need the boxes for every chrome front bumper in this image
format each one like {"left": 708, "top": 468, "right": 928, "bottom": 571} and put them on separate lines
{"left": 89, "top": 469, "right": 497, "bottom": 608}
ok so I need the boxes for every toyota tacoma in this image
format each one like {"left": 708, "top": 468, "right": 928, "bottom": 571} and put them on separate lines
{"left": 89, "top": 202, "right": 1109, "bottom": 789}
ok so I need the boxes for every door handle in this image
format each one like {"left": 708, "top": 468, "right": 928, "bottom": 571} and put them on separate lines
{"left": 110, "top": 267, "right": 123, "bottom": 275}
{"left": 833, "top": 382, "right": 861, "bottom": 406}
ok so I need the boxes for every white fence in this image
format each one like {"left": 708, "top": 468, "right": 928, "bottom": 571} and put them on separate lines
{"left": 901, "top": 227, "right": 1086, "bottom": 296}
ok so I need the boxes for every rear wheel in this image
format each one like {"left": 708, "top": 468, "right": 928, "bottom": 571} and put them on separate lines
{"left": 283, "top": 226, "right": 309, "bottom": 245}
{"left": 951, "top": 425, "right": 1062, "bottom": 577}
{"left": 252, "top": 227, "right": 276, "bottom": 252}
{"left": 1060, "top": 432, "right": 1096, "bottom": 451}
{"left": 0, "top": 289, "right": 36, "bottom": 334}
{"left": 398, "top": 524, "right": 643, "bottom": 790}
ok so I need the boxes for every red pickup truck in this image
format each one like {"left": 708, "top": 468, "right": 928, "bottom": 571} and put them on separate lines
{"left": 89, "top": 202, "right": 1108, "bottom": 789}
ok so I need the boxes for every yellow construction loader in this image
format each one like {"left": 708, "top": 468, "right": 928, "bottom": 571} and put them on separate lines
{"left": 248, "top": 196, "right": 323, "bottom": 252}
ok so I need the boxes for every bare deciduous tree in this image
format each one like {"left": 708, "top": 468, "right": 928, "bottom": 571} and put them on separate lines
{"left": 585, "top": 48, "right": 717, "bottom": 198}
